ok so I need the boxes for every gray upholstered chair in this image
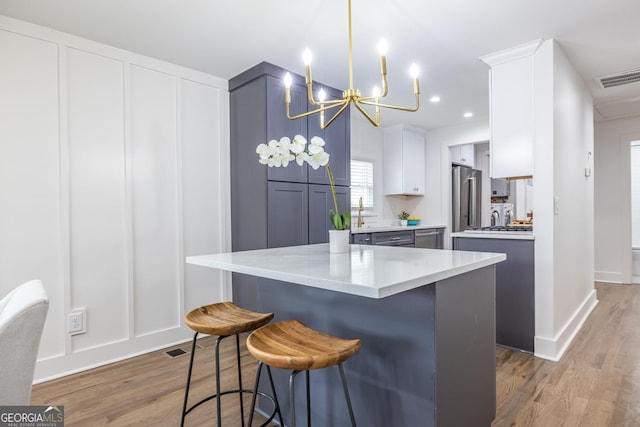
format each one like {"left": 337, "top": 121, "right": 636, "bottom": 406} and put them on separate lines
{"left": 0, "top": 280, "right": 49, "bottom": 404}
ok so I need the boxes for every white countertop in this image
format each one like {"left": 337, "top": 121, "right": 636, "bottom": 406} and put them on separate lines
{"left": 187, "top": 244, "right": 505, "bottom": 299}
{"left": 351, "top": 224, "right": 447, "bottom": 234}
{"left": 451, "top": 231, "right": 535, "bottom": 241}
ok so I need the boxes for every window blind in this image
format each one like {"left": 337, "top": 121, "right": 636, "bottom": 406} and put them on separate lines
{"left": 350, "top": 160, "right": 374, "bottom": 209}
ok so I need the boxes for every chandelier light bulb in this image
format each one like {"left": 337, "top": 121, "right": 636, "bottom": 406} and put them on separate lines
{"left": 283, "top": 72, "right": 292, "bottom": 88}
{"left": 377, "top": 39, "right": 389, "bottom": 56}
{"left": 372, "top": 85, "right": 381, "bottom": 98}
{"left": 410, "top": 63, "right": 419, "bottom": 79}
{"left": 318, "top": 88, "right": 327, "bottom": 102}
{"left": 303, "top": 48, "right": 313, "bottom": 66}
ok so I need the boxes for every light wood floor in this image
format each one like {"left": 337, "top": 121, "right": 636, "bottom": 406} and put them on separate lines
{"left": 31, "top": 282, "right": 640, "bottom": 426}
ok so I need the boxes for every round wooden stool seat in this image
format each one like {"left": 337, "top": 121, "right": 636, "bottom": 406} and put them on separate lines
{"left": 247, "top": 319, "right": 361, "bottom": 371}
{"left": 184, "top": 301, "right": 273, "bottom": 336}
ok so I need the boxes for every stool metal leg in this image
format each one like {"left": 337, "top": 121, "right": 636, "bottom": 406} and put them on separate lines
{"left": 181, "top": 332, "right": 199, "bottom": 427}
{"left": 305, "top": 370, "right": 311, "bottom": 427}
{"left": 214, "top": 335, "right": 227, "bottom": 427}
{"left": 235, "top": 334, "right": 245, "bottom": 427}
{"left": 248, "top": 362, "right": 284, "bottom": 427}
{"left": 289, "top": 370, "right": 304, "bottom": 427}
{"left": 247, "top": 362, "right": 263, "bottom": 427}
{"left": 265, "top": 365, "right": 284, "bottom": 426}
{"left": 338, "top": 363, "right": 357, "bottom": 427}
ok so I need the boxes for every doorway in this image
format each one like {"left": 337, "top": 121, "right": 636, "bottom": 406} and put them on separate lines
{"left": 632, "top": 141, "right": 640, "bottom": 283}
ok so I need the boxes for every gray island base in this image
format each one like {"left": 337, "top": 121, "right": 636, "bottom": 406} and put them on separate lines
{"left": 186, "top": 244, "right": 504, "bottom": 426}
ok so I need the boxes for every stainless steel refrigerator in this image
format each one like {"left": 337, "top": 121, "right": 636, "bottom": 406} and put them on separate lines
{"left": 452, "top": 165, "right": 482, "bottom": 232}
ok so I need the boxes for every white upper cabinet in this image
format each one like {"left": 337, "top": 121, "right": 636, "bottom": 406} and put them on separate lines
{"left": 383, "top": 124, "right": 426, "bottom": 196}
{"left": 451, "top": 143, "right": 475, "bottom": 168}
{"left": 481, "top": 40, "right": 542, "bottom": 179}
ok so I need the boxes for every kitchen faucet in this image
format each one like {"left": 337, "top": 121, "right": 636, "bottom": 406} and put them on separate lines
{"left": 357, "top": 197, "right": 364, "bottom": 228}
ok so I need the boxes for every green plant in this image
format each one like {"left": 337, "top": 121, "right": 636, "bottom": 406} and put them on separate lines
{"left": 327, "top": 164, "right": 350, "bottom": 230}
{"left": 398, "top": 211, "right": 410, "bottom": 220}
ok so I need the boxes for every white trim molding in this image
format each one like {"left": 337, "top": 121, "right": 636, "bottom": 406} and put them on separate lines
{"left": 534, "top": 289, "right": 599, "bottom": 361}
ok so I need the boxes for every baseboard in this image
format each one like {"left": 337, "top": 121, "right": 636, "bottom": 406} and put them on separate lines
{"left": 34, "top": 326, "right": 193, "bottom": 383}
{"left": 534, "top": 289, "right": 599, "bottom": 362}
{"left": 594, "top": 270, "right": 625, "bottom": 284}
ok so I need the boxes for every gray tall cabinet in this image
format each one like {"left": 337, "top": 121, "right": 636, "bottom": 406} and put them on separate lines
{"left": 229, "top": 62, "right": 351, "bottom": 310}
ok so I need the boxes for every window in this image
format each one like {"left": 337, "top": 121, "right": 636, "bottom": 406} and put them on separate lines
{"left": 351, "top": 160, "right": 374, "bottom": 209}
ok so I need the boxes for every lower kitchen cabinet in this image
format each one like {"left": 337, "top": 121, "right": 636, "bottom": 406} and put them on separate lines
{"left": 308, "top": 184, "right": 350, "bottom": 244}
{"left": 352, "top": 233, "right": 372, "bottom": 245}
{"left": 372, "top": 230, "right": 415, "bottom": 246}
{"left": 351, "top": 230, "right": 416, "bottom": 247}
{"left": 453, "top": 237, "right": 534, "bottom": 353}
{"left": 267, "top": 181, "right": 308, "bottom": 248}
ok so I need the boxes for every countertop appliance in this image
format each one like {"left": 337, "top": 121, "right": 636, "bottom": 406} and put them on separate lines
{"left": 490, "top": 203, "right": 501, "bottom": 226}
{"left": 490, "top": 203, "right": 513, "bottom": 227}
{"left": 452, "top": 165, "right": 482, "bottom": 232}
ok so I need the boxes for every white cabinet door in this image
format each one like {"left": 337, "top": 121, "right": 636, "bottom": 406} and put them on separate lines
{"left": 402, "top": 129, "right": 426, "bottom": 194}
{"left": 490, "top": 57, "right": 534, "bottom": 178}
{"left": 383, "top": 125, "right": 426, "bottom": 196}
{"left": 451, "top": 144, "right": 475, "bottom": 168}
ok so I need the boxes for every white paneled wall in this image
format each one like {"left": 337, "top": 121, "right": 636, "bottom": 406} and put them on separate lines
{"left": 0, "top": 15, "right": 230, "bottom": 381}
{"left": 67, "top": 48, "right": 129, "bottom": 351}
{"left": 130, "top": 66, "right": 181, "bottom": 337}
{"left": 0, "top": 28, "right": 64, "bottom": 360}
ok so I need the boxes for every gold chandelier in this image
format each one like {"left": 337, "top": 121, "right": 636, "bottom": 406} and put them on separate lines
{"left": 284, "top": 0, "right": 421, "bottom": 129}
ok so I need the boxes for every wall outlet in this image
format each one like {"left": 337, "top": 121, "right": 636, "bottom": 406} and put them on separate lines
{"left": 68, "top": 309, "right": 86, "bottom": 335}
{"left": 554, "top": 196, "right": 560, "bottom": 215}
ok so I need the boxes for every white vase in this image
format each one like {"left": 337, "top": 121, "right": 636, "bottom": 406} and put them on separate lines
{"left": 329, "top": 230, "right": 350, "bottom": 253}
{"left": 400, "top": 219, "right": 408, "bottom": 226}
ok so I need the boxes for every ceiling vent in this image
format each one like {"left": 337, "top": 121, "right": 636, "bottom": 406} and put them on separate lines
{"left": 597, "top": 69, "right": 640, "bottom": 89}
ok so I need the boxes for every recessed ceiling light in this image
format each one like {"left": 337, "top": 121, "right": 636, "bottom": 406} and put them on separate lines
{"left": 430, "top": 96, "right": 440, "bottom": 103}
{"left": 463, "top": 112, "right": 473, "bottom": 118}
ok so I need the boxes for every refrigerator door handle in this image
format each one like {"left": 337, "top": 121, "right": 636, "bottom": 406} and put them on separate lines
{"left": 452, "top": 168, "right": 461, "bottom": 231}
{"left": 469, "top": 176, "right": 477, "bottom": 227}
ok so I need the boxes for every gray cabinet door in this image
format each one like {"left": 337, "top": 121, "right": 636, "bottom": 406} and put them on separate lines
{"left": 266, "top": 75, "right": 308, "bottom": 183}
{"left": 268, "top": 181, "right": 309, "bottom": 248}
{"left": 308, "top": 87, "right": 351, "bottom": 186}
{"left": 453, "top": 237, "right": 534, "bottom": 352}
{"left": 308, "top": 184, "right": 350, "bottom": 244}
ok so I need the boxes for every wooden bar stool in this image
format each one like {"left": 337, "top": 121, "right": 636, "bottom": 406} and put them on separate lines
{"left": 246, "top": 320, "right": 361, "bottom": 427}
{"left": 181, "top": 302, "right": 283, "bottom": 427}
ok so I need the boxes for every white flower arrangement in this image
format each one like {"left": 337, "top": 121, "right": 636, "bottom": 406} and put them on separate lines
{"left": 256, "top": 135, "right": 350, "bottom": 230}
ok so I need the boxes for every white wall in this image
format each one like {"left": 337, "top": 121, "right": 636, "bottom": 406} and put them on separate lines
{"left": 532, "top": 40, "right": 597, "bottom": 361}
{"left": 594, "top": 116, "right": 640, "bottom": 283}
{"left": 0, "top": 15, "right": 230, "bottom": 381}
{"left": 350, "top": 115, "right": 387, "bottom": 219}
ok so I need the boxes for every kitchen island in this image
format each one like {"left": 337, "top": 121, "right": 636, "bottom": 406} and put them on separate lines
{"left": 187, "top": 244, "right": 505, "bottom": 427}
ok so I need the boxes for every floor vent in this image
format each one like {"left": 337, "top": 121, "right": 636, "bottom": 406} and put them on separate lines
{"left": 597, "top": 69, "right": 640, "bottom": 89}
{"left": 166, "top": 348, "right": 188, "bottom": 358}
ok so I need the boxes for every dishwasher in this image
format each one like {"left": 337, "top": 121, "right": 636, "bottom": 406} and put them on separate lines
{"left": 414, "top": 228, "right": 443, "bottom": 249}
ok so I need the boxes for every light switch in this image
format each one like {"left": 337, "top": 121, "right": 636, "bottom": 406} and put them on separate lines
{"left": 554, "top": 196, "right": 560, "bottom": 215}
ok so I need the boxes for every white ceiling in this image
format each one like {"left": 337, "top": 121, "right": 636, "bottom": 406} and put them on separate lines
{"left": 1, "top": 0, "right": 639, "bottom": 129}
